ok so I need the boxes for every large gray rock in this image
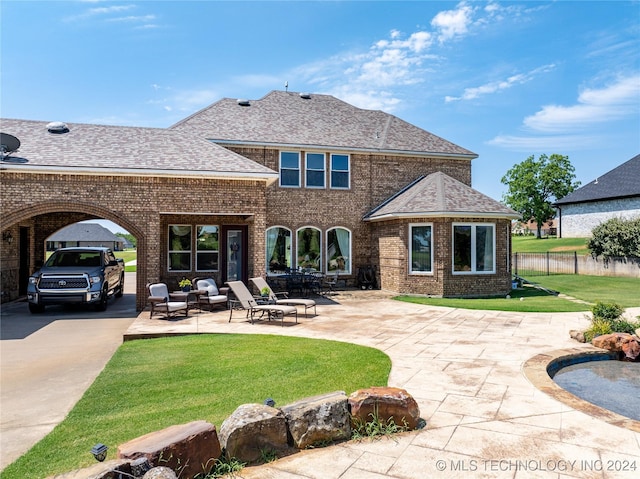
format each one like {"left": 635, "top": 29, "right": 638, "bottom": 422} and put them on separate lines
{"left": 280, "top": 391, "right": 351, "bottom": 449}
{"left": 219, "top": 403, "right": 289, "bottom": 463}
{"left": 117, "top": 420, "right": 221, "bottom": 479}
{"left": 349, "top": 386, "right": 421, "bottom": 430}
{"left": 142, "top": 467, "right": 177, "bottom": 479}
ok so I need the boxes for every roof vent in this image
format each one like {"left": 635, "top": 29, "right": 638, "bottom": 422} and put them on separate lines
{"left": 299, "top": 92, "right": 311, "bottom": 99}
{"left": 47, "top": 121, "right": 70, "bottom": 134}
{"left": 237, "top": 99, "right": 250, "bottom": 106}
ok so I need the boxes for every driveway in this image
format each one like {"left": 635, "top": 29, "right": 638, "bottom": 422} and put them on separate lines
{"left": 0, "top": 273, "right": 137, "bottom": 470}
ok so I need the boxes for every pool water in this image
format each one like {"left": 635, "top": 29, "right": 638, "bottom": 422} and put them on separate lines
{"left": 553, "top": 360, "right": 640, "bottom": 421}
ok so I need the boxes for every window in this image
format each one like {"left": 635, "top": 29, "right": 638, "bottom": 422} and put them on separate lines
{"left": 266, "top": 226, "right": 292, "bottom": 274}
{"left": 196, "top": 225, "right": 219, "bottom": 271}
{"left": 168, "top": 225, "right": 191, "bottom": 271}
{"left": 305, "top": 152, "right": 325, "bottom": 188}
{"left": 280, "top": 151, "right": 300, "bottom": 187}
{"left": 409, "top": 224, "right": 433, "bottom": 274}
{"left": 330, "top": 154, "right": 350, "bottom": 189}
{"left": 326, "top": 227, "right": 351, "bottom": 274}
{"left": 453, "top": 224, "right": 495, "bottom": 273}
{"left": 296, "top": 227, "right": 321, "bottom": 271}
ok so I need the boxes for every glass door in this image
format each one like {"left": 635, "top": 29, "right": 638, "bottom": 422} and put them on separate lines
{"left": 223, "top": 226, "right": 247, "bottom": 283}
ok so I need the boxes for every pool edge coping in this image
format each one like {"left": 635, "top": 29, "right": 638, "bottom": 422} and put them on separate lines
{"left": 522, "top": 346, "right": 640, "bottom": 433}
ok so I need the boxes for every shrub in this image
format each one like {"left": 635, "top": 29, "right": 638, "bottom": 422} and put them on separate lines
{"left": 588, "top": 217, "right": 640, "bottom": 261}
{"left": 584, "top": 318, "right": 613, "bottom": 343}
{"left": 591, "top": 301, "right": 624, "bottom": 321}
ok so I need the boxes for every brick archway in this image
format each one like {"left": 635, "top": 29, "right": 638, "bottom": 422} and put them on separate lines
{"left": 2, "top": 201, "right": 148, "bottom": 310}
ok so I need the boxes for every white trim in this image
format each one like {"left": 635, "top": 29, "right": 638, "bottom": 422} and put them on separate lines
{"left": 326, "top": 226, "right": 352, "bottom": 275}
{"left": 452, "top": 223, "right": 496, "bottom": 275}
{"left": 0, "top": 164, "right": 278, "bottom": 184}
{"left": 409, "top": 223, "right": 434, "bottom": 275}
{"left": 304, "top": 152, "right": 326, "bottom": 189}
{"left": 265, "top": 225, "right": 293, "bottom": 275}
{"left": 295, "top": 226, "right": 322, "bottom": 271}
{"left": 279, "top": 151, "right": 301, "bottom": 188}
{"left": 365, "top": 211, "right": 520, "bottom": 222}
{"left": 168, "top": 224, "right": 192, "bottom": 273}
{"left": 330, "top": 153, "right": 350, "bottom": 190}
{"left": 195, "top": 224, "right": 220, "bottom": 272}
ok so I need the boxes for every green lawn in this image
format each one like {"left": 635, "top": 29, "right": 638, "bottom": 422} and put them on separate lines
{"left": 531, "top": 275, "right": 640, "bottom": 308}
{"left": 512, "top": 236, "right": 589, "bottom": 254}
{"left": 2, "top": 334, "right": 390, "bottom": 479}
{"left": 396, "top": 274, "right": 640, "bottom": 311}
{"left": 395, "top": 285, "right": 588, "bottom": 312}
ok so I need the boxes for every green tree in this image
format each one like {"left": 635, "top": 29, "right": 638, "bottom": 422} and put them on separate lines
{"left": 501, "top": 154, "right": 580, "bottom": 238}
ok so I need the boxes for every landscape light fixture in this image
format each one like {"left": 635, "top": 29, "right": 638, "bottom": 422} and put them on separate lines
{"left": 2, "top": 231, "right": 13, "bottom": 244}
{"left": 90, "top": 443, "right": 108, "bottom": 462}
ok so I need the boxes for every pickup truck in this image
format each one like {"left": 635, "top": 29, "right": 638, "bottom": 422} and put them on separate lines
{"left": 27, "top": 247, "right": 125, "bottom": 313}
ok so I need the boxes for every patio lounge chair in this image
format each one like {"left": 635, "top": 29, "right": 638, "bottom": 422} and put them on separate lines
{"left": 226, "top": 280, "right": 298, "bottom": 326}
{"left": 250, "top": 277, "right": 316, "bottom": 317}
{"left": 147, "top": 282, "right": 189, "bottom": 320}
{"left": 192, "top": 277, "right": 228, "bottom": 311}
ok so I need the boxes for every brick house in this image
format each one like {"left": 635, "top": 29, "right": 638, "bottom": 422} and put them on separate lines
{"left": 1, "top": 91, "right": 518, "bottom": 309}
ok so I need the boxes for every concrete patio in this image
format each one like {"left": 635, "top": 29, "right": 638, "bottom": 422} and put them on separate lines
{"left": 125, "top": 291, "right": 640, "bottom": 479}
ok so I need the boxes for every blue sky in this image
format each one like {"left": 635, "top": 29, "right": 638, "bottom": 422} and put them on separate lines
{"left": 2, "top": 0, "right": 639, "bottom": 221}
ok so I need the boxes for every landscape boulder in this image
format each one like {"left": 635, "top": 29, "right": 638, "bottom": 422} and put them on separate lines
{"left": 280, "top": 391, "right": 351, "bottom": 449}
{"left": 219, "top": 403, "right": 290, "bottom": 463}
{"left": 592, "top": 333, "right": 640, "bottom": 360}
{"left": 117, "top": 420, "right": 221, "bottom": 479}
{"left": 349, "top": 386, "right": 421, "bottom": 430}
{"left": 142, "top": 467, "right": 177, "bottom": 479}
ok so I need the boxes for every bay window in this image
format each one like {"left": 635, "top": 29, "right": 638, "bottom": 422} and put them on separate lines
{"left": 409, "top": 223, "right": 433, "bottom": 274}
{"left": 453, "top": 223, "right": 495, "bottom": 273}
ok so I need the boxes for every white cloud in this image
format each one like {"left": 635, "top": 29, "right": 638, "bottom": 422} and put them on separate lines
{"left": 487, "top": 134, "right": 602, "bottom": 151}
{"left": 523, "top": 75, "right": 640, "bottom": 132}
{"left": 64, "top": 4, "right": 135, "bottom": 22}
{"left": 445, "top": 64, "right": 556, "bottom": 102}
{"left": 106, "top": 15, "right": 156, "bottom": 23}
{"left": 431, "top": 2, "right": 475, "bottom": 42}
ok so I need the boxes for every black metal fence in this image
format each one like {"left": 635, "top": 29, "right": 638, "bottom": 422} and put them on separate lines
{"left": 512, "top": 252, "right": 578, "bottom": 276}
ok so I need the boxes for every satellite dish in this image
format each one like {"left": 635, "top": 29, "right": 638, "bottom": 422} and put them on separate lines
{"left": 1, "top": 132, "right": 21, "bottom": 158}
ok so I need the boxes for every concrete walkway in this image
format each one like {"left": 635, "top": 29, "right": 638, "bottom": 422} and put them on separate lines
{"left": 125, "top": 291, "right": 640, "bottom": 479}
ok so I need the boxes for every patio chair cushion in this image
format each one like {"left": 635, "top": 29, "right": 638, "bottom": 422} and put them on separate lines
{"left": 149, "top": 283, "right": 170, "bottom": 300}
{"left": 195, "top": 278, "right": 219, "bottom": 296}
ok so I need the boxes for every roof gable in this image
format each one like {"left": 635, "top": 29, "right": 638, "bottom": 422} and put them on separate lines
{"left": 555, "top": 154, "right": 640, "bottom": 205}
{"left": 171, "top": 91, "right": 477, "bottom": 158}
{"left": 365, "top": 171, "right": 519, "bottom": 221}
{"left": 1, "top": 119, "right": 277, "bottom": 181}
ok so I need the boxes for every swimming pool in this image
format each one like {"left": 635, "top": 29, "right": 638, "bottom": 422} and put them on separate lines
{"left": 550, "top": 354, "right": 640, "bottom": 421}
{"left": 523, "top": 348, "right": 640, "bottom": 432}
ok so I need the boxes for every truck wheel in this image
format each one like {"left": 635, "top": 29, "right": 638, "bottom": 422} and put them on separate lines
{"left": 95, "top": 287, "right": 108, "bottom": 311}
{"left": 115, "top": 273, "right": 124, "bottom": 298}
{"left": 29, "top": 303, "right": 45, "bottom": 314}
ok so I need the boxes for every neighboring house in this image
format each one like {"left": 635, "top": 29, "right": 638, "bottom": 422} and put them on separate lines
{"left": 554, "top": 154, "right": 640, "bottom": 238}
{"left": 1, "top": 90, "right": 519, "bottom": 306}
{"left": 512, "top": 219, "right": 557, "bottom": 237}
{"left": 46, "top": 223, "right": 124, "bottom": 251}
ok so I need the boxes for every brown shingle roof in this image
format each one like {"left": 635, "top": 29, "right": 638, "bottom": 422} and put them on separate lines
{"left": 0, "top": 119, "right": 278, "bottom": 181}
{"left": 365, "top": 172, "right": 519, "bottom": 221}
{"left": 171, "top": 91, "right": 477, "bottom": 158}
